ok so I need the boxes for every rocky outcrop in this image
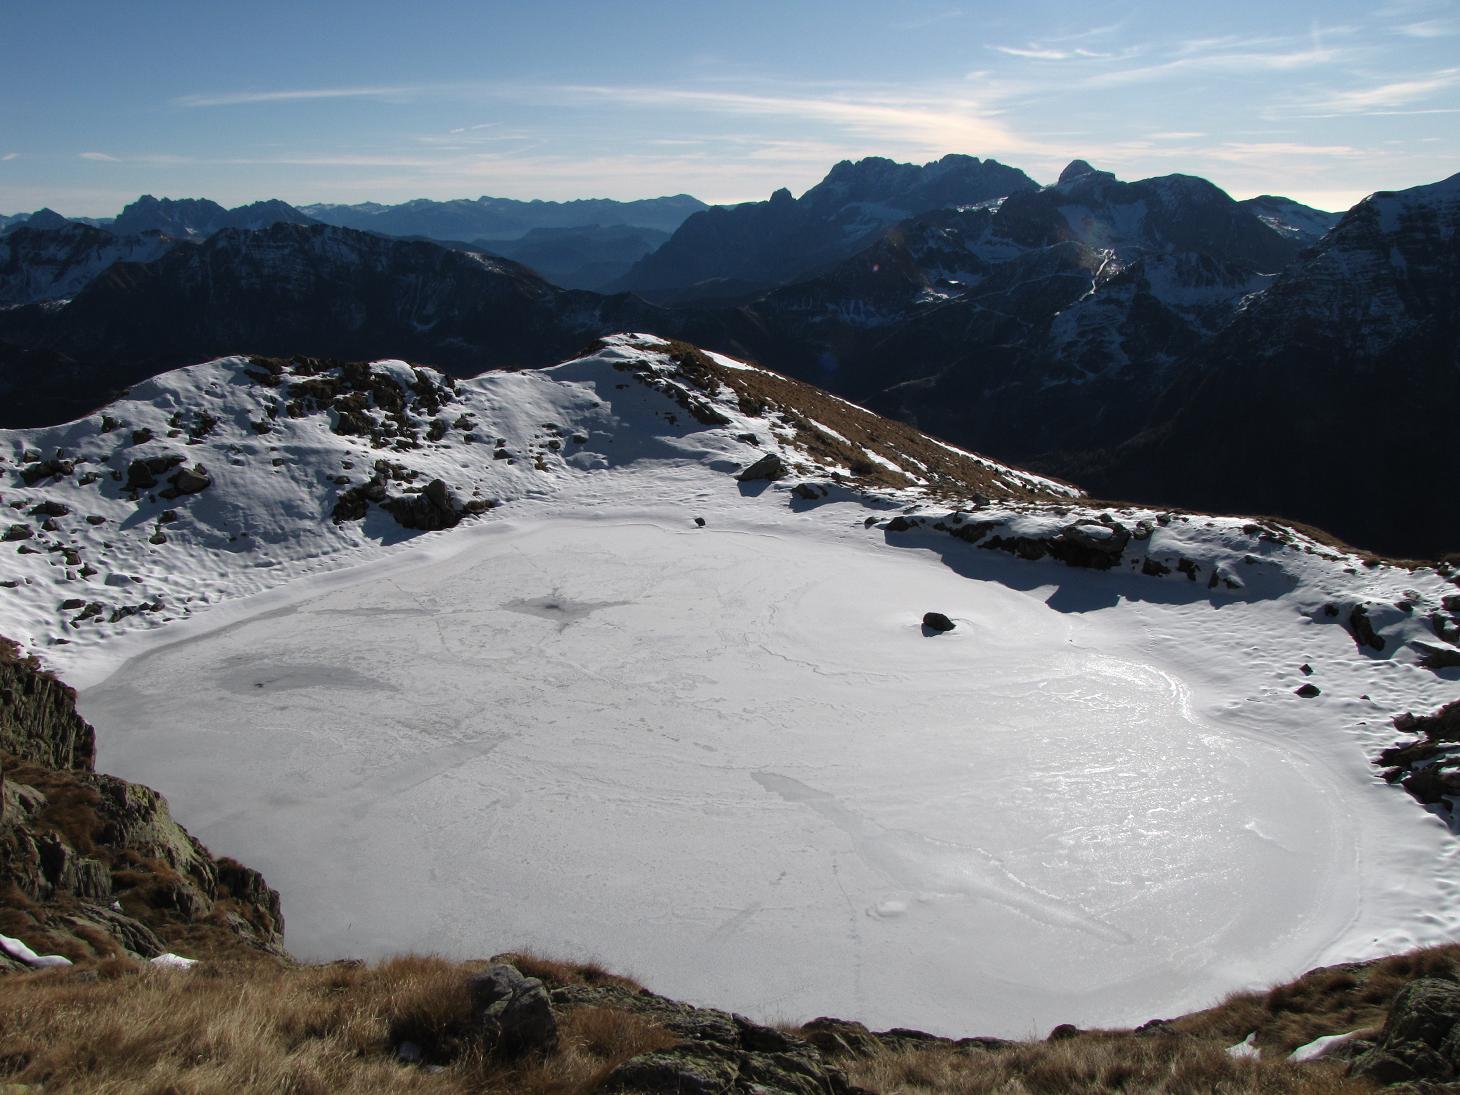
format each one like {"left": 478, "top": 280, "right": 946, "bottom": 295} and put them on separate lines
{"left": 0, "top": 638, "right": 285, "bottom": 967}
{"left": 382, "top": 478, "right": 467, "bottom": 531}
{"left": 553, "top": 979, "right": 871, "bottom": 1094}
{"left": 1378, "top": 700, "right": 1460, "bottom": 818}
{"left": 0, "top": 641, "right": 94, "bottom": 770}
{"left": 1349, "top": 978, "right": 1460, "bottom": 1085}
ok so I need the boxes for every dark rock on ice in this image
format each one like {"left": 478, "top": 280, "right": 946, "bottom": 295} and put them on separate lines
{"left": 736, "top": 452, "right": 789, "bottom": 481}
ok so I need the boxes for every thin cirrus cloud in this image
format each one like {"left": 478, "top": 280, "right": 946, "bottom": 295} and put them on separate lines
{"left": 1396, "top": 18, "right": 1459, "bottom": 37}
{"left": 527, "top": 83, "right": 1044, "bottom": 159}
{"left": 79, "top": 151, "right": 118, "bottom": 162}
{"left": 990, "top": 45, "right": 1120, "bottom": 61}
{"left": 1080, "top": 39, "right": 1348, "bottom": 88}
{"left": 1300, "top": 67, "right": 1460, "bottom": 114}
{"left": 174, "top": 84, "right": 425, "bottom": 108}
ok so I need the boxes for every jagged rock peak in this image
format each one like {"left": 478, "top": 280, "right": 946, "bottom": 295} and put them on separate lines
{"left": 24, "top": 208, "right": 69, "bottom": 230}
{"left": 1058, "top": 159, "right": 1105, "bottom": 184}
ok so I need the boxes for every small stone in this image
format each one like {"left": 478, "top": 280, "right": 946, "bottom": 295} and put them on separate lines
{"left": 694, "top": 517, "right": 706, "bottom": 527}
{"left": 1296, "top": 683, "right": 1321, "bottom": 698}
{"left": 1300, "top": 663, "right": 1313, "bottom": 675}
{"left": 922, "top": 612, "right": 956, "bottom": 633}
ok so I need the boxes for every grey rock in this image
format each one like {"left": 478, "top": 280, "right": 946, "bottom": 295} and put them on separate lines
{"left": 470, "top": 963, "right": 559, "bottom": 1060}
{"left": 1349, "top": 979, "right": 1460, "bottom": 1084}
{"left": 1414, "top": 641, "right": 1460, "bottom": 670}
{"left": 736, "top": 453, "right": 789, "bottom": 482}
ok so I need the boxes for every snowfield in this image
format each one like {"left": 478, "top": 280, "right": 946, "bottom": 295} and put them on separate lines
{"left": 3, "top": 335, "right": 1458, "bottom": 1038}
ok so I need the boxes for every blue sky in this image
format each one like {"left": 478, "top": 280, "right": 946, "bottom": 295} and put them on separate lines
{"left": 3, "top": 0, "right": 1457, "bottom": 215}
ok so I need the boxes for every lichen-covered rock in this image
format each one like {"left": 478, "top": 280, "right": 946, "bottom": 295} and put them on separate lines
{"left": 470, "top": 963, "right": 559, "bottom": 1060}
{"left": 0, "top": 637, "right": 286, "bottom": 966}
{"left": 0, "top": 641, "right": 94, "bottom": 770}
{"left": 1349, "top": 979, "right": 1460, "bottom": 1084}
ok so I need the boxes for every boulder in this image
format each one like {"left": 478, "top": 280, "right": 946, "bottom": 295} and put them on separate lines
{"left": 1296, "top": 683, "right": 1322, "bottom": 698}
{"left": 922, "top": 612, "right": 956, "bottom": 633}
{"left": 792, "top": 482, "right": 829, "bottom": 500}
{"left": 382, "top": 479, "right": 463, "bottom": 531}
{"left": 1350, "top": 979, "right": 1460, "bottom": 1084}
{"left": 161, "top": 465, "right": 212, "bottom": 498}
{"left": 736, "top": 453, "right": 789, "bottom": 482}
{"left": 1048, "top": 520, "right": 1131, "bottom": 570}
{"left": 1414, "top": 641, "right": 1460, "bottom": 670}
{"left": 470, "top": 963, "right": 559, "bottom": 1060}
{"left": 600, "top": 1043, "right": 740, "bottom": 1094}
{"left": 1349, "top": 604, "right": 1386, "bottom": 652}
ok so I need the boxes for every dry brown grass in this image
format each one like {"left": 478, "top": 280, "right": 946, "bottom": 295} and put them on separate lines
{"left": 495, "top": 950, "right": 648, "bottom": 994}
{"left": 1171, "top": 944, "right": 1460, "bottom": 1055}
{"left": 2, "top": 942, "right": 1454, "bottom": 1092}
{"left": 842, "top": 1036, "right": 1368, "bottom": 1094}
{"left": 637, "top": 338, "right": 1077, "bottom": 504}
{"left": 0, "top": 953, "right": 675, "bottom": 1095}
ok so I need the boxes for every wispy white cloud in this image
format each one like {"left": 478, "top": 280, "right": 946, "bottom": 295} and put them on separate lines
{"left": 1, "top": 152, "right": 17, "bottom": 161}
{"left": 1082, "top": 35, "right": 1347, "bottom": 88}
{"left": 174, "top": 85, "right": 424, "bottom": 108}
{"left": 1299, "top": 67, "right": 1460, "bottom": 113}
{"left": 79, "top": 151, "right": 117, "bottom": 162}
{"left": 990, "top": 44, "right": 1121, "bottom": 61}
{"left": 1397, "top": 18, "right": 1460, "bottom": 36}
{"left": 523, "top": 82, "right": 1045, "bottom": 160}
{"left": 1205, "top": 141, "right": 1364, "bottom": 163}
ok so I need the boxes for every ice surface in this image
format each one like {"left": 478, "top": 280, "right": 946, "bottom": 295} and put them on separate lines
{"left": 6, "top": 336, "right": 1459, "bottom": 1039}
{"left": 80, "top": 509, "right": 1460, "bottom": 1038}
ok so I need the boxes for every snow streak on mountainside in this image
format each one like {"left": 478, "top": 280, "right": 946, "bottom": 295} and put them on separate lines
{"left": 1239, "top": 195, "right": 1342, "bottom": 244}
{"left": 0, "top": 222, "right": 666, "bottom": 428}
{"left": 617, "top": 155, "right": 1039, "bottom": 302}
{"left": 723, "top": 160, "right": 1298, "bottom": 469}
{"left": 1088, "top": 171, "right": 1460, "bottom": 559}
{"left": 0, "top": 222, "right": 176, "bottom": 307}
{"left": 2, "top": 336, "right": 1459, "bottom": 1040}
{"left": 302, "top": 194, "right": 707, "bottom": 241}
{"left": 0, "top": 335, "right": 1071, "bottom": 663}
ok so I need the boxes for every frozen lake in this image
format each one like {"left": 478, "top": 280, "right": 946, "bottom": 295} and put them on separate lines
{"left": 83, "top": 513, "right": 1376, "bottom": 1035}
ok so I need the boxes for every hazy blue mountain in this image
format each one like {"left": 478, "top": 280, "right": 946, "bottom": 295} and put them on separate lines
{"left": 301, "top": 194, "right": 707, "bottom": 242}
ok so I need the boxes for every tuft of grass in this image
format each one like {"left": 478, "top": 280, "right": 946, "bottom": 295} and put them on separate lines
{"left": 0, "top": 953, "right": 672, "bottom": 1095}
{"left": 840, "top": 1035, "right": 1366, "bottom": 1094}
{"left": 496, "top": 950, "right": 648, "bottom": 994}
{"left": 1171, "top": 943, "right": 1460, "bottom": 1055}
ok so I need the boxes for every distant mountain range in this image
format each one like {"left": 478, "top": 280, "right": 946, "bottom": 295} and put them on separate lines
{"left": 3, "top": 157, "right": 1456, "bottom": 556}
{"left": 614, "top": 154, "right": 1039, "bottom": 303}
{"left": 1, "top": 192, "right": 708, "bottom": 294}
{"left": 299, "top": 193, "right": 706, "bottom": 239}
